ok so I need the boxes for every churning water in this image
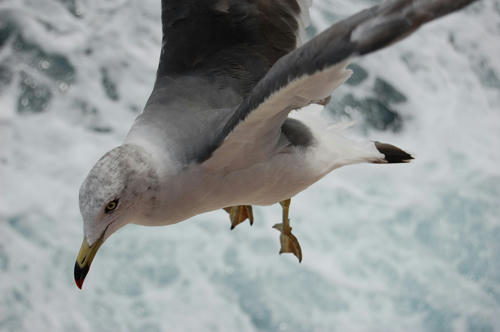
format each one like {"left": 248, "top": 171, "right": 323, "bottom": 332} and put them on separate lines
{"left": 1, "top": 0, "right": 499, "bottom": 331}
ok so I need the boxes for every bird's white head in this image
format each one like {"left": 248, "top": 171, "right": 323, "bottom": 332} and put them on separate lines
{"left": 74, "top": 144, "right": 159, "bottom": 289}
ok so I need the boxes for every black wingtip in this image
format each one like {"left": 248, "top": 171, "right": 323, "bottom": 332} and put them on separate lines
{"left": 374, "top": 141, "right": 414, "bottom": 163}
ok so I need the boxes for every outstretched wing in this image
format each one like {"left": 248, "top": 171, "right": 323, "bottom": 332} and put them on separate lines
{"left": 130, "top": 0, "right": 313, "bottom": 164}
{"left": 156, "top": 0, "right": 312, "bottom": 80}
{"left": 202, "top": 0, "right": 478, "bottom": 170}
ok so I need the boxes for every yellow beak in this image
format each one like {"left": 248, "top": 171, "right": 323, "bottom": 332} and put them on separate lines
{"left": 74, "top": 231, "right": 105, "bottom": 289}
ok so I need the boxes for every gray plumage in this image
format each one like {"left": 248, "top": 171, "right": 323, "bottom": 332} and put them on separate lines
{"left": 131, "top": 0, "right": 477, "bottom": 166}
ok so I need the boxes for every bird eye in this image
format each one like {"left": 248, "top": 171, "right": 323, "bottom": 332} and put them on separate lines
{"left": 104, "top": 199, "right": 119, "bottom": 213}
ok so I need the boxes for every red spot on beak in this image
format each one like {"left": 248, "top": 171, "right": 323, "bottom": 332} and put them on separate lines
{"left": 75, "top": 279, "right": 84, "bottom": 289}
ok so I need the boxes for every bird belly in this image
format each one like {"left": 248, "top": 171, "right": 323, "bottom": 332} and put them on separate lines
{"left": 214, "top": 146, "right": 332, "bottom": 206}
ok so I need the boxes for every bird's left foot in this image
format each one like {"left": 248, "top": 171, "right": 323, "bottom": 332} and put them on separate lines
{"left": 223, "top": 205, "right": 254, "bottom": 230}
{"left": 273, "top": 199, "right": 302, "bottom": 262}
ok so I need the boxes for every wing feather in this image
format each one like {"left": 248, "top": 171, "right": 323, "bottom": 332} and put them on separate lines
{"left": 201, "top": 0, "right": 478, "bottom": 169}
{"left": 157, "top": 0, "right": 312, "bottom": 78}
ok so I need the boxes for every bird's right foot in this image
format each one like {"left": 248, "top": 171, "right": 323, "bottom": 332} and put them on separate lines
{"left": 273, "top": 198, "right": 302, "bottom": 262}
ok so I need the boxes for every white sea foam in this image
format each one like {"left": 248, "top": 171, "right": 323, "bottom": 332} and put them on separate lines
{"left": 1, "top": 0, "right": 499, "bottom": 331}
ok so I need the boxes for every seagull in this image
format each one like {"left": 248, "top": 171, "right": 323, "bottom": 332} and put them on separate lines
{"left": 75, "top": 0, "right": 478, "bottom": 289}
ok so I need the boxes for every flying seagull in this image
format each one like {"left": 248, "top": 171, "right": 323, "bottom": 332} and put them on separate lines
{"left": 75, "top": 0, "right": 478, "bottom": 289}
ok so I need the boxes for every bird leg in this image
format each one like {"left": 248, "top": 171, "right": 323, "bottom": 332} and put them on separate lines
{"left": 223, "top": 206, "right": 254, "bottom": 230}
{"left": 273, "top": 198, "right": 302, "bottom": 262}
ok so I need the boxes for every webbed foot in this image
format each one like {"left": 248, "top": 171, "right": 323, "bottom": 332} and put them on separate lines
{"left": 273, "top": 199, "right": 302, "bottom": 262}
{"left": 272, "top": 223, "right": 302, "bottom": 262}
{"left": 223, "top": 205, "right": 254, "bottom": 230}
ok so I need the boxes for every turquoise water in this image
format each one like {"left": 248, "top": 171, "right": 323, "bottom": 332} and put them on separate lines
{"left": 1, "top": 0, "right": 499, "bottom": 331}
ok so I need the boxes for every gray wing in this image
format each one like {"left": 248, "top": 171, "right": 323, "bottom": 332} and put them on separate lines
{"left": 201, "top": 0, "right": 478, "bottom": 169}
{"left": 156, "top": 0, "right": 311, "bottom": 84}
{"left": 133, "top": 0, "right": 312, "bottom": 164}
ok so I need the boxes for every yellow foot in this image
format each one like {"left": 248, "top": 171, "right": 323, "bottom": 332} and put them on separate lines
{"left": 223, "top": 205, "right": 254, "bottom": 230}
{"left": 273, "top": 223, "right": 302, "bottom": 262}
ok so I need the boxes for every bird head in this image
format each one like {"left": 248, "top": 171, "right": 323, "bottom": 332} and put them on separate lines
{"left": 74, "top": 144, "right": 158, "bottom": 289}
